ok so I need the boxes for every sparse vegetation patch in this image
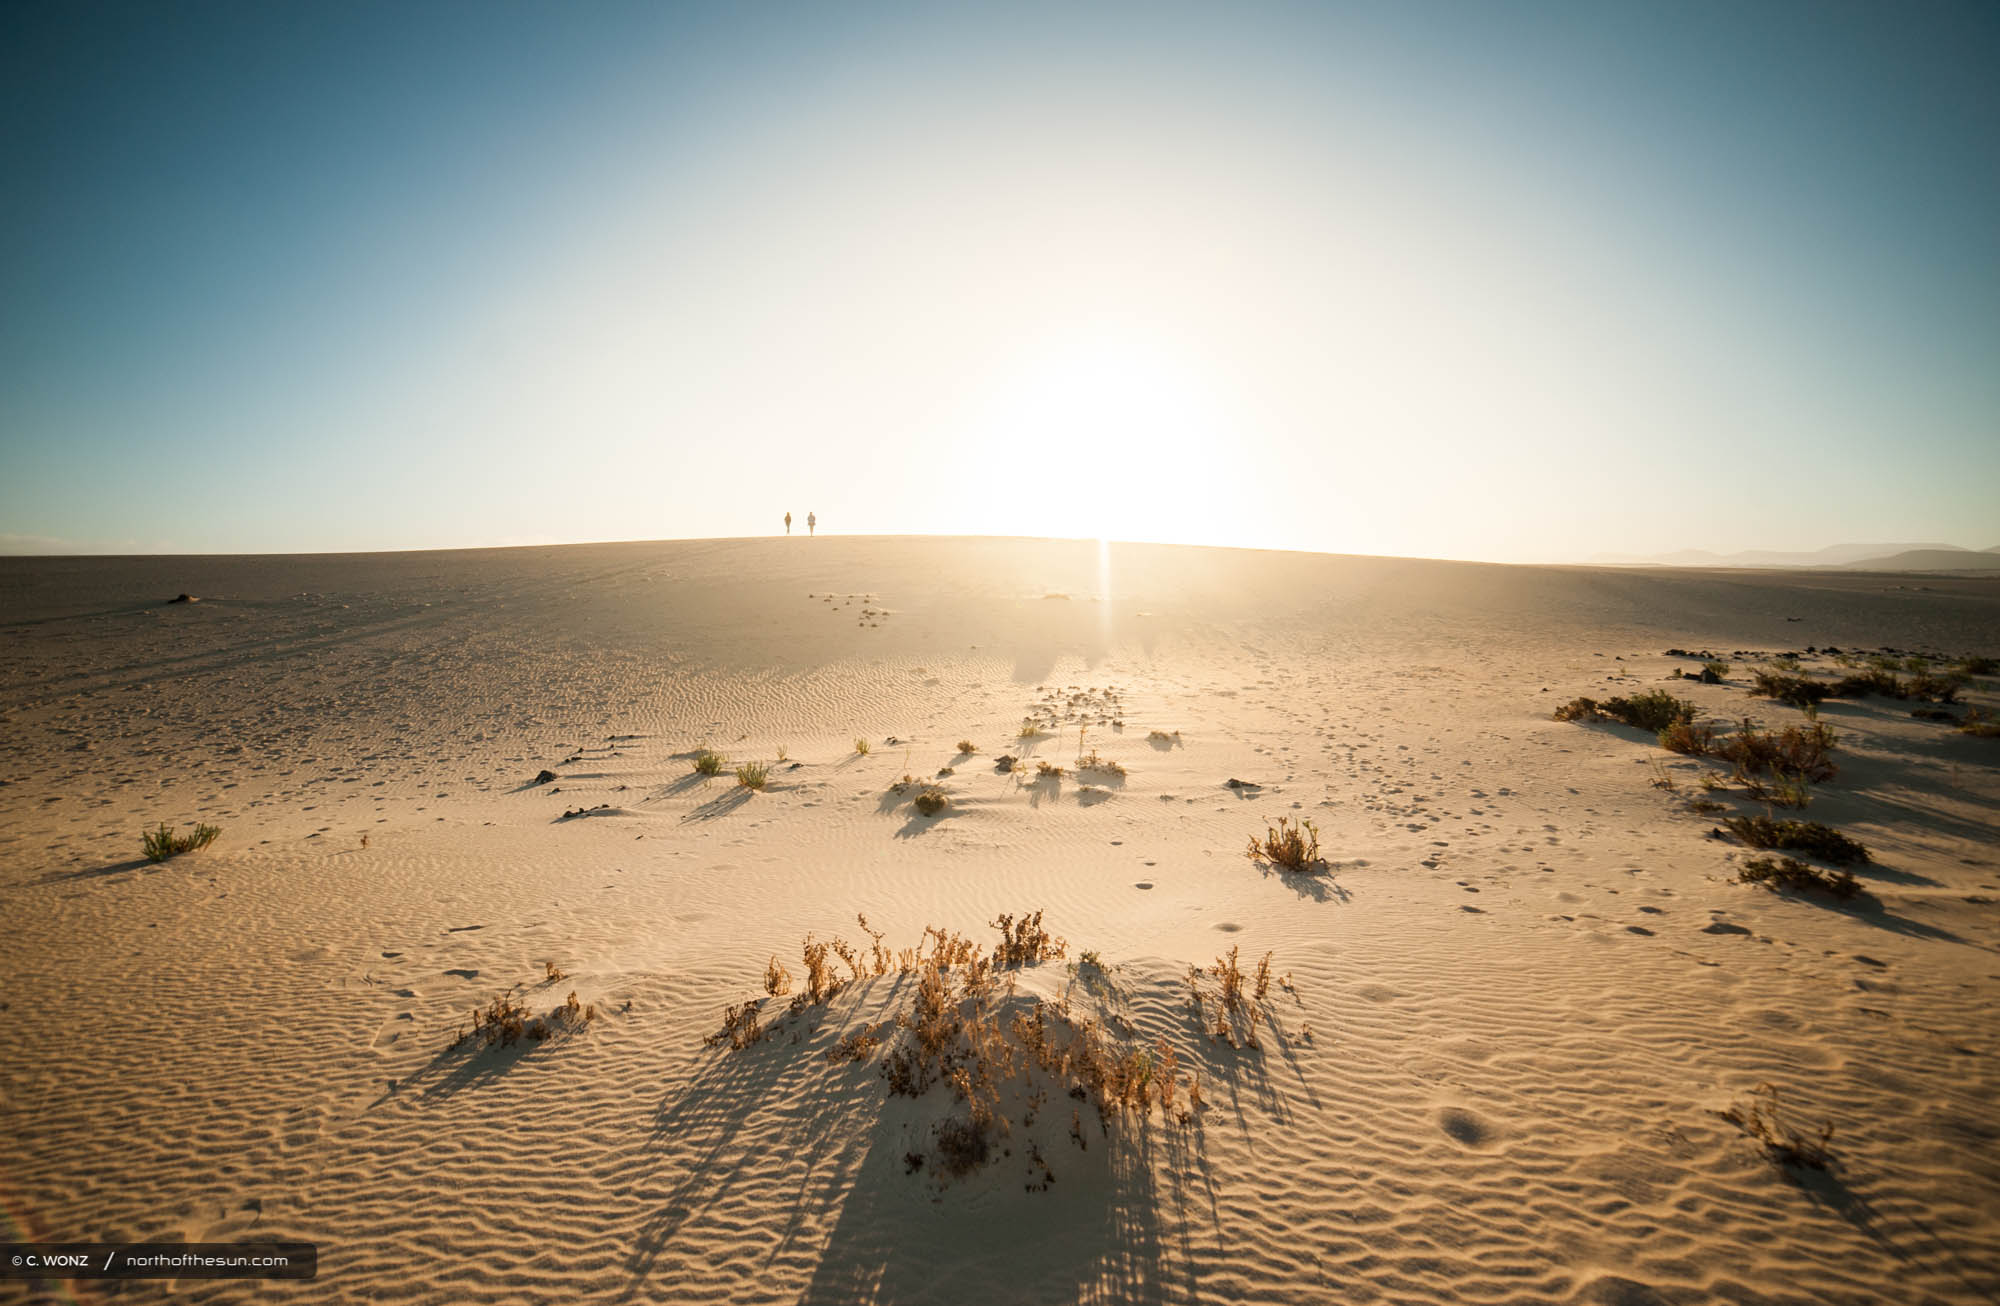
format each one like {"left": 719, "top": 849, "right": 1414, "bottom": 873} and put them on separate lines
{"left": 458, "top": 984, "right": 596, "bottom": 1050}
{"left": 1553, "top": 691, "right": 1696, "bottom": 732}
{"left": 703, "top": 911, "right": 1281, "bottom": 1186}
{"left": 1710, "top": 719, "right": 1838, "bottom": 782}
{"left": 1723, "top": 815, "right": 1869, "bottom": 865}
{"left": 1960, "top": 709, "right": 2000, "bottom": 739}
{"left": 1720, "top": 1082, "right": 1836, "bottom": 1169}
{"left": 143, "top": 821, "right": 221, "bottom": 863}
{"left": 1246, "top": 815, "right": 1323, "bottom": 873}
{"left": 1735, "top": 855, "right": 1860, "bottom": 900}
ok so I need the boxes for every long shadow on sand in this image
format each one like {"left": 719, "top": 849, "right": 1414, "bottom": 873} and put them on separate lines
{"left": 35, "top": 857, "right": 160, "bottom": 884}
{"left": 616, "top": 977, "right": 1310, "bottom": 1304}
{"left": 1835, "top": 893, "right": 1981, "bottom": 949}
{"left": 1786, "top": 1163, "right": 1998, "bottom": 1301}
{"left": 1252, "top": 865, "right": 1352, "bottom": 905}
{"left": 385, "top": 1014, "right": 584, "bottom": 1105}
{"left": 1755, "top": 883, "right": 1981, "bottom": 950}
{"left": 682, "top": 788, "right": 755, "bottom": 823}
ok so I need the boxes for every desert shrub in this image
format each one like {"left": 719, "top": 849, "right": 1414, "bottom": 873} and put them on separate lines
{"left": 1763, "top": 772, "right": 1813, "bottom": 809}
{"left": 1736, "top": 855, "right": 1859, "bottom": 899}
{"left": 1246, "top": 815, "right": 1322, "bottom": 872}
{"left": 854, "top": 738, "right": 871, "bottom": 755}
{"left": 1821, "top": 665, "right": 1961, "bottom": 702}
{"left": 1720, "top": 1082, "right": 1835, "bottom": 1169}
{"left": 692, "top": 749, "right": 725, "bottom": 775}
{"left": 1552, "top": 697, "right": 1602, "bottom": 722}
{"left": 1186, "top": 946, "right": 1274, "bottom": 1048}
{"left": 1749, "top": 671, "right": 1829, "bottom": 707}
{"left": 709, "top": 910, "right": 1223, "bottom": 1178}
{"left": 1960, "top": 709, "right": 2000, "bottom": 739}
{"left": 735, "top": 761, "right": 770, "bottom": 790}
{"left": 1958, "top": 655, "right": 1996, "bottom": 676}
{"left": 913, "top": 786, "right": 948, "bottom": 816}
{"left": 1034, "top": 760, "right": 1064, "bottom": 778}
{"left": 464, "top": 990, "right": 530, "bottom": 1047}
{"left": 1904, "top": 672, "right": 1965, "bottom": 704}
{"left": 1076, "top": 751, "right": 1125, "bottom": 777}
{"left": 142, "top": 821, "right": 221, "bottom": 862}
{"left": 1723, "top": 815, "right": 1869, "bottom": 865}
{"left": 956, "top": 740, "right": 977, "bottom": 755}
{"left": 1608, "top": 690, "right": 1697, "bottom": 731}
{"left": 1553, "top": 691, "right": 1695, "bottom": 732}
{"left": 992, "top": 910, "right": 1067, "bottom": 966}
{"left": 1700, "top": 659, "right": 1730, "bottom": 682}
{"left": 1658, "top": 719, "right": 1718, "bottom": 755}
{"left": 1711, "top": 718, "right": 1838, "bottom": 782}
{"left": 458, "top": 984, "right": 595, "bottom": 1050}
{"left": 1828, "top": 668, "right": 1905, "bottom": 699}
{"left": 706, "top": 1000, "right": 767, "bottom": 1050}
{"left": 1147, "top": 729, "right": 1180, "bottom": 744}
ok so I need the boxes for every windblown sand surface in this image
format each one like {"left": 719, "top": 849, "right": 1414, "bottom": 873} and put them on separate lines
{"left": 3, "top": 537, "right": 1997, "bottom": 1305}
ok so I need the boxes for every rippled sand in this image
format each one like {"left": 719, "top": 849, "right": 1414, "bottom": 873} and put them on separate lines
{"left": 3, "top": 537, "right": 1996, "bottom": 1304}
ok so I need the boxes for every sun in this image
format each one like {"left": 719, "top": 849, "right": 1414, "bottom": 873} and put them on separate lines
{"left": 960, "top": 325, "right": 1232, "bottom": 543}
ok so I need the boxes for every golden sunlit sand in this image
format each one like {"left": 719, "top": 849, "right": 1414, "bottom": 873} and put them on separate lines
{"left": 3, "top": 537, "right": 1998, "bottom": 1303}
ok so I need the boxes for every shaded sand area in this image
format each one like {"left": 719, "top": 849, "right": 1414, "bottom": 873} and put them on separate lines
{"left": 2, "top": 537, "right": 1997, "bottom": 1304}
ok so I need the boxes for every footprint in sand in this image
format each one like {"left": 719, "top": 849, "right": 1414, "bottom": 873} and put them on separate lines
{"left": 1439, "top": 1107, "right": 1495, "bottom": 1147}
{"left": 370, "top": 1011, "right": 417, "bottom": 1049}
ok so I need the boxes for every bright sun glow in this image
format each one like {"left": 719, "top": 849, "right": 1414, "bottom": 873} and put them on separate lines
{"left": 961, "top": 325, "right": 1235, "bottom": 545}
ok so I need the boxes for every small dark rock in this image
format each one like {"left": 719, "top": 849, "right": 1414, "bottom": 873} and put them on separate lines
{"left": 1225, "top": 778, "right": 1262, "bottom": 789}
{"left": 994, "top": 754, "right": 1018, "bottom": 772}
{"left": 533, "top": 770, "right": 558, "bottom": 786}
{"left": 169, "top": 593, "right": 198, "bottom": 603}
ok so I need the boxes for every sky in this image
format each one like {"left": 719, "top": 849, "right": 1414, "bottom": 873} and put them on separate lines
{"left": 3, "top": 0, "right": 1996, "bottom": 562}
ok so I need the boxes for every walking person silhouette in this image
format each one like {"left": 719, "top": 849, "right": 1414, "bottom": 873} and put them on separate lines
{"left": 784, "top": 511, "right": 791, "bottom": 535}
{"left": 807, "top": 512, "right": 816, "bottom": 536}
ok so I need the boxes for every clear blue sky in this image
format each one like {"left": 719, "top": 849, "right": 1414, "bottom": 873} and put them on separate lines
{"left": 3, "top": 0, "right": 1995, "bottom": 560}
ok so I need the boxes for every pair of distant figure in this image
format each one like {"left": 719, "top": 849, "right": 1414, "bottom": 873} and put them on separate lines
{"left": 784, "top": 511, "right": 815, "bottom": 536}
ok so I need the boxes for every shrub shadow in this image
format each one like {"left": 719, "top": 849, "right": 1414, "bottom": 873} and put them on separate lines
{"left": 619, "top": 987, "right": 1221, "bottom": 1306}
{"left": 682, "top": 789, "right": 756, "bottom": 822}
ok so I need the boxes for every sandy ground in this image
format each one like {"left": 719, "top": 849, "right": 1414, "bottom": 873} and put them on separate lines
{"left": 2, "top": 536, "right": 1997, "bottom": 1305}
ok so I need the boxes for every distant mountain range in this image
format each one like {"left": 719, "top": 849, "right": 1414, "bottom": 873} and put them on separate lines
{"left": 1591, "top": 542, "right": 2000, "bottom": 571}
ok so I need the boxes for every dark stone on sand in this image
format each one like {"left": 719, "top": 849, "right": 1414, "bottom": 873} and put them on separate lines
{"left": 170, "top": 593, "right": 198, "bottom": 603}
{"left": 994, "top": 754, "right": 1018, "bottom": 772}
{"left": 1702, "top": 921, "right": 1751, "bottom": 935}
{"left": 533, "top": 769, "right": 557, "bottom": 786}
{"left": 1225, "top": 778, "right": 1262, "bottom": 789}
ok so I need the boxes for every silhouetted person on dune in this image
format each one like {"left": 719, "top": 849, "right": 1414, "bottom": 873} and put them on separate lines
{"left": 808, "top": 512, "right": 816, "bottom": 536}
{"left": 784, "top": 511, "right": 791, "bottom": 535}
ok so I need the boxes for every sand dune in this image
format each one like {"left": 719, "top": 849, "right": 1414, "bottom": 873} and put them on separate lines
{"left": 3, "top": 537, "right": 1997, "bottom": 1304}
